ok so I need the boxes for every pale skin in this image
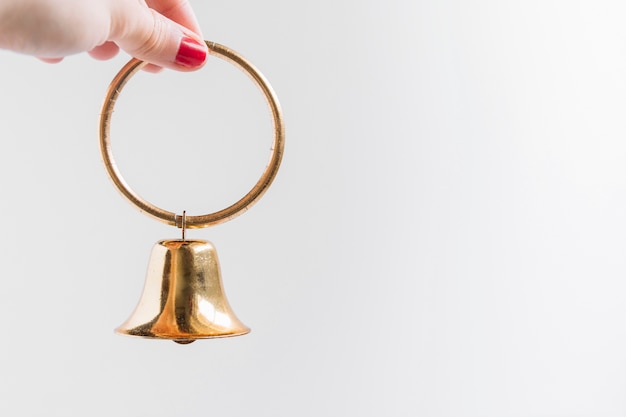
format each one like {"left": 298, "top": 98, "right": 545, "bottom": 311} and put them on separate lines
{"left": 0, "top": 0, "right": 208, "bottom": 71}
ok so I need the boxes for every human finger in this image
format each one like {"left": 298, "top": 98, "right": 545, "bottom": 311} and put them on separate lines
{"left": 88, "top": 41, "right": 120, "bottom": 61}
{"left": 146, "top": 0, "right": 204, "bottom": 38}
{"left": 110, "top": 0, "right": 207, "bottom": 71}
{"left": 38, "top": 57, "right": 64, "bottom": 64}
{"left": 143, "top": 63, "right": 164, "bottom": 73}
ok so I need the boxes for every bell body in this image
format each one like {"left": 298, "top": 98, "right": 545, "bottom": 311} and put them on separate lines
{"left": 116, "top": 239, "right": 250, "bottom": 343}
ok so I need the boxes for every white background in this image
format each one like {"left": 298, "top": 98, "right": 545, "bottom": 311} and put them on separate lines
{"left": 0, "top": 1, "right": 625, "bottom": 416}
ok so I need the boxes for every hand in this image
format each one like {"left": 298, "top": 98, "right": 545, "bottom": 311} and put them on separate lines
{"left": 0, "top": 0, "right": 208, "bottom": 71}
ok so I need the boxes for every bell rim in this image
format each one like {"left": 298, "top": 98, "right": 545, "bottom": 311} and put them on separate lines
{"left": 114, "top": 328, "right": 251, "bottom": 340}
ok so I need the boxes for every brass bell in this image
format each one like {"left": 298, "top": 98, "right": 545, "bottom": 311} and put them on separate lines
{"left": 116, "top": 239, "right": 250, "bottom": 344}
{"left": 101, "top": 42, "right": 284, "bottom": 343}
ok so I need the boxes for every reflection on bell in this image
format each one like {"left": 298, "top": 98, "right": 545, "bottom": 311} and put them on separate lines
{"left": 116, "top": 239, "right": 250, "bottom": 344}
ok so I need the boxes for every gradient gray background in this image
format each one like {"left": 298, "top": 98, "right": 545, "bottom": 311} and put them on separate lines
{"left": 0, "top": 1, "right": 625, "bottom": 416}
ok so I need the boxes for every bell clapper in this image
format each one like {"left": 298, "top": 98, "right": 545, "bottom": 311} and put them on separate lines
{"left": 174, "top": 339, "right": 195, "bottom": 345}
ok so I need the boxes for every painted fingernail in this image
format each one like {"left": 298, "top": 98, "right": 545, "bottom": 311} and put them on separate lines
{"left": 175, "top": 37, "right": 207, "bottom": 68}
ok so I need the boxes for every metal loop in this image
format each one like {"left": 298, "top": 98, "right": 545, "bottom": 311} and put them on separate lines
{"left": 179, "top": 211, "right": 187, "bottom": 240}
{"left": 99, "top": 41, "right": 285, "bottom": 229}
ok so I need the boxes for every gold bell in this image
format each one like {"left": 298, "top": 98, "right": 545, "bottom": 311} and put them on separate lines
{"left": 116, "top": 239, "right": 250, "bottom": 344}
{"left": 101, "top": 42, "right": 285, "bottom": 344}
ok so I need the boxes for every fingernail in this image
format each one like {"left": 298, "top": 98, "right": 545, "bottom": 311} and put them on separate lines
{"left": 175, "top": 37, "right": 207, "bottom": 68}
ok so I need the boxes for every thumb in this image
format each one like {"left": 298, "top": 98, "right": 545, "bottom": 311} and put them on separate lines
{"left": 110, "top": 1, "right": 208, "bottom": 71}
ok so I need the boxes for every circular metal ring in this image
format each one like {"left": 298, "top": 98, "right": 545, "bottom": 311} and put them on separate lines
{"left": 99, "top": 41, "right": 285, "bottom": 229}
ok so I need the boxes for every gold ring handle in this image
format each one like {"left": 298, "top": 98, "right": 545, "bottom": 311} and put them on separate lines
{"left": 99, "top": 41, "right": 285, "bottom": 229}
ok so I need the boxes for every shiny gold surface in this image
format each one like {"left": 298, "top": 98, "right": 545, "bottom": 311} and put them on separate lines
{"left": 116, "top": 239, "right": 250, "bottom": 343}
{"left": 99, "top": 41, "right": 285, "bottom": 228}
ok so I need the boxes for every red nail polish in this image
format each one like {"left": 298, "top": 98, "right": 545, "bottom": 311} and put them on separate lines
{"left": 175, "top": 37, "right": 207, "bottom": 68}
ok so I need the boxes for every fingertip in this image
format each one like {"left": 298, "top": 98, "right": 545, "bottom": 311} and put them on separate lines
{"left": 88, "top": 42, "right": 120, "bottom": 61}
{"left": 173, "top": 36, "right": 207, "bottom": 70}
{"left": 142, "top": 63, "right": 164, "bottom": 73}
{"left": 38, "top": 57, "right": 64, "bottom": 64}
